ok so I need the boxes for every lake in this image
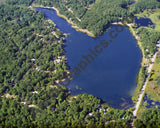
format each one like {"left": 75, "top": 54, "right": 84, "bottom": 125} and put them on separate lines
{"left": 135, "top": 17, "right": 154, "bottom": 29}
{"left": 34, "top": 7, "right": 142, "bottom": 109}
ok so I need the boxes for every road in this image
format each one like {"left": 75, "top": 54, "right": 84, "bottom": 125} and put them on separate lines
{"left": 130, "top": 42, "right": 160, "bottom": 128}
{"left": 111, "top": 23, "right": 160, "bottom": 127}
{"left": 133, "top": 43, "right": 160, "bottom": 117}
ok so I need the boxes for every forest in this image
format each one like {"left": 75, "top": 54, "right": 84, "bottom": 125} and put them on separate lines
{"left": 130, "top": 0, "right": 160, "bottom": 13}
{"left": 4, "top": 0, "right": 160, "bottom": 36}
{"left": 33, "top": 0, "right": 132, "bottom": 36}
{"left": 134, "top": 109, "right": 160, "bottom": 128}
{"left": 31, "top": 0, "right": 160, "bottom": 36}
{"left": 136, "top": 27, "right": 160, "bottom": 57}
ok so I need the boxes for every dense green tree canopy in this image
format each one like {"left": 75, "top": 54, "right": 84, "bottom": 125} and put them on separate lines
{"left": 134, "top": 109, "right": 160, "bottom": 128}
{"left": 137, "top": 27, "right": 160, "bottom": 57}
{"left": 32, "top": 0, "right": 160, "bottom": 36}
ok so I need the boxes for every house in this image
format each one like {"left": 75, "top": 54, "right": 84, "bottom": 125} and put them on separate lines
{"left": 89, "top": 113, "right": 93, "bottom": 116}
{"left": 36, "top": 67, "right": 39, "bottom": 71}
{"left": 32, "top": 91, "right": 38, "bottom": 94}
{"left": 57, "top": 56, "right": 62, "bottom": 59}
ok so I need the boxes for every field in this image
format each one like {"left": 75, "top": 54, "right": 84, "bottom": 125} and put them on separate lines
{"left": 146, "top": 51, "right": 160, "bottom": 101}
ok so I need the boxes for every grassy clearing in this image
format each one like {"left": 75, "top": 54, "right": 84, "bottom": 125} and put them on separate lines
{"left": 149, "top": 12, "right": 160, "bottom": 32}
{"left": 136, "top": 45, "right": 160, "bottom": 117}
{"left": 146, "top": 52, "right": 160, "bottom": 102}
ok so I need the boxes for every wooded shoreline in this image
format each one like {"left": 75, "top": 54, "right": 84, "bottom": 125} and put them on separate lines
{"left": 31, "top": 4, "right": 95, "bottom": 37}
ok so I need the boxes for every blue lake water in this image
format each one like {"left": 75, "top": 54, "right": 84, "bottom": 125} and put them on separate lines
{"left": 143, "top": 95, "right": 160, "bottom": 109}
{"left": 35, "top": 7, "right": 142, "bottom": 108}
{"left": 135, "top": 17, "right": 155, "bottom": 29}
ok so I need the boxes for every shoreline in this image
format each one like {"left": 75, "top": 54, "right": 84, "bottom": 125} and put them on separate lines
{"left": 112, "top": 21, "right": 160, "bottom": 124}
{"left": 112, "top": 22, "right": 144, "bottom": 61}
{"left": 133, "top": 42, "right": 160, "bottom": 117}
{"left": 111, "top": 22, "right": 147, "bottom": 103}
{"left": 32, "top": 4, "right": 153, "bottom": 110}
{"left": 31, "top": 4, "right": 95, "bottom": 37}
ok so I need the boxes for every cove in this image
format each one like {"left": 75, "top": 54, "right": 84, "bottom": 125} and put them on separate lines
{"left": 34, "top": 7, "right": 142, "bottom": 109}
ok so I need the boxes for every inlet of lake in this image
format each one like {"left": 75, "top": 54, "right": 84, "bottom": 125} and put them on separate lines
{"left": 35, "top": 7, "right": 142, "bottom": 109}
